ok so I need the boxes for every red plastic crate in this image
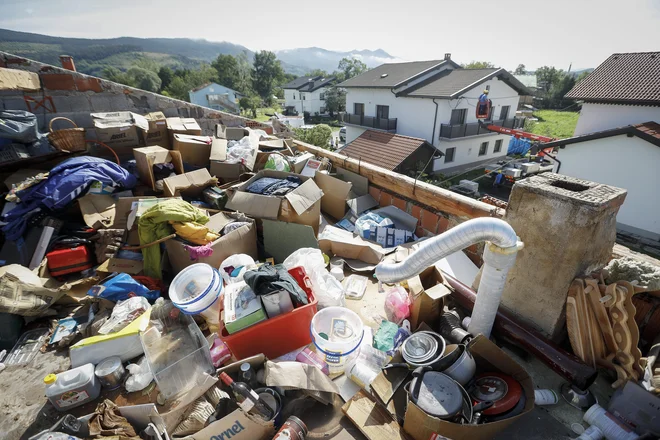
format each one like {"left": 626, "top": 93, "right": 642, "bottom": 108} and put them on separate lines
{"left": 46, "top": 246, "right": 93, "bottom": 277}
{"left": 219, "top": 288, "right": 318, "bottom": 360}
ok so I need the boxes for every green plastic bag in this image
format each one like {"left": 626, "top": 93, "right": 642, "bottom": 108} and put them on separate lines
{"left": 264, "top": 154, "right": 291, "bottom": 172}
{"left": 374, "top": 320, "right": 399, "bottom": 352}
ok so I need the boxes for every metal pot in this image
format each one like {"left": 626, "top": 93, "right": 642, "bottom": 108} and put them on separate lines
{"left": 442, "top": 344, "right": 476, "bottom": 385}
{"left": 401, "top": 331, "right": 446, "bottom": 369}
{"left": 94, "top": 356, "right": 125, "bottom": 390}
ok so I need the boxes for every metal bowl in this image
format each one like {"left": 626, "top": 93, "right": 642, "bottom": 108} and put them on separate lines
{"left": 402, "top": 331, "right": 447, "bottom": 368}
{"left": 402, "top": 332, "right": 439, "bottom": 363}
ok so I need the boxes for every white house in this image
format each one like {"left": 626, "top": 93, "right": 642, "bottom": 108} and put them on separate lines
{"left": 282, "top": 75, "right": 336, "bottom": 116}
{"left": 189, "top": 82, "right": 242, "bottom": 114}
{"left": 565, "top": 52, "right": 660, "bottom": 135}
{"left": 338, "top": 55, "right": 529, "bottom": 174}
{"left": 541, "top": 122, "right": 660, "bottom": 241}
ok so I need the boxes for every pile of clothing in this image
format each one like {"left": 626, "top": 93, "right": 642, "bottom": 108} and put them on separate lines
{"left": 246, "top": 176, "right": 302, "bottom": 196}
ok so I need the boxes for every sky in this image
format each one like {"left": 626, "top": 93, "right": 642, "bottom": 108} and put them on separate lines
{"left": 1, "top": 0, "right": 659, "bottom": 71}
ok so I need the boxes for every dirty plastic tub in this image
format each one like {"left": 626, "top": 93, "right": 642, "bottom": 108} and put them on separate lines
{"left": 170, "top": 263, "right": 223, "bottom": 329}
{"left": 311, "top": 307, "right": 364, "bottom": 374}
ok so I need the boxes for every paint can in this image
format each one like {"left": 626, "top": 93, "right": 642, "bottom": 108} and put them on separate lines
{"left": 534, "top": 389, "right": 559, "bottom": 405}
{"left": 272, "top": 415, "right": 308, "bottom": 440}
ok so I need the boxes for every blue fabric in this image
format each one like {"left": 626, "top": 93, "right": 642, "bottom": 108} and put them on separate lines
{"left": 495, "top": 173, "right": 504, "bottom": 185}
{"left": 507, "top": 137, "right": 532, "bottom": 155}
{"left": 478, "top": 93, "right": 489, "bottom": 103}
{"left": 246, "top": 176, "right": 302, "bottom": 195}
{"left": 2, "top": 157, "right": 136, "bottom": 240}
{"left": 87, "top": 272, "right": 159, "bottom": 302}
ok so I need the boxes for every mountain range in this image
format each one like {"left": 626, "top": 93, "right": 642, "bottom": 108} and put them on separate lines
{"left": 0, "top": 28, "right": 397, "bottom": 77}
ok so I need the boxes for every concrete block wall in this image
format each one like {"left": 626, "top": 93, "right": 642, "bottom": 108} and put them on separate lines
{"left": 0, "top": 52, "right": 270, "bottom": 138}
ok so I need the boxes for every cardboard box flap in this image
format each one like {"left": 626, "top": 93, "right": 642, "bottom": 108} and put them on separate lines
{"left": 163, "top": 168, "right": 215, "bottom": 197}
{"left": 337, "top": 167, "right": 369, "bottom": 196}
{"left": 0, "top": 67, "right": 40, "bottom": 92}
{"left": 347, "top": 194, "right": 379, "bottom": 216}
{"left": 315, "top": 172, "right": 352, "bottom": 200}
{"left": 79, "top": 194, "right": 117, "bottom": 229}
{"left": 285, "top": 179, "right": 323, "bottom": 215}
{"left": 97, "top": 258, "right": 143, "bottom": 275}
{"left": 205, "top": 212, "right": 234, "bottom": 233}
{"left": 259, "top": 139, "right": 288, "bottom": 150}
{"left": 263, "top": 220, "right": 318, "bottom": 263}
{"left": 318, "top": 226, "right": 384, "bottom": 264}
{"left": 132, "top": 113, "right": 148, "bottom": 131}
{"left": 173, "top": 134, "right": 213, "bottom": 145}
{"left": 374, "top": 206, "right": 418, "bottom": 232}
{"left": 226, "top": 191, "right": 281, "bottom": 220}
{"left": 210, "top": 137, "right": 228, "bottom": 161}
{"left": 114, "top": 197, "right": 154, "bottom": 230}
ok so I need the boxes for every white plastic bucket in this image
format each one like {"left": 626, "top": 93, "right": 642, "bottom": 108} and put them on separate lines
{"left": 170, "top": 264, "right": 223, "bottom": 329}
{"left": 311, "top": 307, "right": 364, "bottom": 374}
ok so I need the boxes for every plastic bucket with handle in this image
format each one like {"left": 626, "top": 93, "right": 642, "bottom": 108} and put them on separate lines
{"left": 311, "top": 307, "right": 364, "bottom": 374}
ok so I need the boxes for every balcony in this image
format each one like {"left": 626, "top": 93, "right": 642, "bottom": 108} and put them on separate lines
{"left": 339, "top": 113, "right": 397, "bottom": 132}
{"left": 439, "top": 117, "right": 525, "bottom": 139}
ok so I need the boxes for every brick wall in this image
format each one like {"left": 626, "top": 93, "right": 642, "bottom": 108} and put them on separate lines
{"left": 0, "top": 51, "right": 269, "bottom": 138}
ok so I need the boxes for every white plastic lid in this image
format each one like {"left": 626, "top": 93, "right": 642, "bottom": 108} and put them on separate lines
{"left": 170, "top": 263, "right": 217, "bottom": 303}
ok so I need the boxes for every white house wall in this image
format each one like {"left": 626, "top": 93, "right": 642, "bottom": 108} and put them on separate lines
{"left": 574, "top": 103, "right": 660, "bottom": 135}
{"left": 284, "top": 87, "right": 329, "bottom": 116}
{"left": 556, "top": 135, "right": 660, "bottom": 239}
{"left": 432, "top": 135, "right": 510, "bottom": 173}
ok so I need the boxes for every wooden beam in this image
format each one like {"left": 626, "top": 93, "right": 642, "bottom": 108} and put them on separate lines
{"left": 293, "top": 140, "right": 503, "bottom": 219}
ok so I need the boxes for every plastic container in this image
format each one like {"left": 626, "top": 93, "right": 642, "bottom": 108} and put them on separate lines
{"left": 310, "top": 306, "right": 364, "bottom": 374}
{"left": 584, "top": 404, "right": 638, "bottom": 440}
{"left": 44, "top": 363, "right": 101, "bottom": 411}
{"left": 169, "top": 263, "right": 223, "bottom": 330}
{"left": 219, "top": 289, "right": 318, "bottom": 360}
{"left": 262, "top": 290, "right": 295, "bottom": 319}
{"left": 578, "top": 425, "right": 604, "bottom": 440}
{"left": 140, "top": 302, "right": 215, "bottom": 400}
{"left": 344, "top": 275, "right": 368, "bottom": 300}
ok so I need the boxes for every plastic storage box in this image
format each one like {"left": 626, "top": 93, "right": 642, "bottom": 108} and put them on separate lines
{"left": 219, "top": 289, "right": 318, "bottom": 360}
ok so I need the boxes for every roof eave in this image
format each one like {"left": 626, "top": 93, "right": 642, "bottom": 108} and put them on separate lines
{"left": 539, "top": 126, "right": 660, "bottom": 148}
{"left": 565, "top": 97, "right": 660, "bottom": 107}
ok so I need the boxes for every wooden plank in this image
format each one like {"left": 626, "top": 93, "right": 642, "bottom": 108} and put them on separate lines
{"left": 342, "top": 390, "right": 411, "bottom": 440}
{"left": 293, "top": 140, "right": 502, "bottom": 220}
{"left": 567, "top": 281, "right": 590, "bottom": 364}
{"left": 585, "top": 282, "right": 618, "bottom": 354}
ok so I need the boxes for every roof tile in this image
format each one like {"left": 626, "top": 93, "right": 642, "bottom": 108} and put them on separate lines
{"left": 340, "top": 130, "right": 432, "bottom": 170}
{"left": 338, "top": 60, "right": 447, "bottom": 88}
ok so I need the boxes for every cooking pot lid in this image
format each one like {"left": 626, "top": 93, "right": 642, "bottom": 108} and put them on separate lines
{"left": 412, "top": 372, "right": 463, "bottom": 418}
{"left": 403, "top": 332, "right": 438, "bottom": 362}
{"left": 470, "top": 372, "right": 522, "bottom": 416}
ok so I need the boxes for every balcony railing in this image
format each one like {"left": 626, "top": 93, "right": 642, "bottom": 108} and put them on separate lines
{"left": 339, "top": 113, "right": 397, "bottom": 131}
{"left": 439, "top": 117, "right": 525, "bottom": 139}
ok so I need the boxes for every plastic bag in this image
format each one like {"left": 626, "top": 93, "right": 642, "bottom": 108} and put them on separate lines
{"left": 226, "top": 129, "right": 260, "bottom": 165}
{"left": 264, "top": 154, "right": 291, "bottom": 172}
{"left": 283, "top": 248, "right": 345, "bottom": 308}
{"left": 125, "top": 356, "right": 154, "bottom": 392}
{"left": 97, "top": 296, "right": 151, "bottom": 335}
{"left": 387, "top": 319, "right": 411, "bottom": 356}
{"left": 354, "top": 212, "right": 394, "bottom": 239}
{"left": 384, "top": 286, "right": 411, "bottom": 325}
{"left": 0, "top": 110, "right": 39, "bottom": 143}
{"left": 87, "top": 273, "right": 159, "bottom": 302}
{"left": 345, "top": 344, "right": 390, "bottom": 390}
{"left": 219, "top": 254, "right": 256, "bottom": 285}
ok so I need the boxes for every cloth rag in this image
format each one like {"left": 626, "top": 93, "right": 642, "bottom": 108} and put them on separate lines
{"left": 243, "top": 264, "right": 309, "bottom": 307}
{"left": 246, "top": 176, "right": 301, "bottom": 195}
{"left": 88, "top": 399, "right": 140, "bottom": 440}
{"left": 138, "top": 199, "right": 209, "bottom": 278}
{"left": 170, "top": 221, "right": 219, "bottom": 245}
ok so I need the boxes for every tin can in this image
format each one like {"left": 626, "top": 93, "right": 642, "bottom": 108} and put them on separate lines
{"left": 272, "top": 415, "right": 308, "bottom": 440}
{"left": 534, "top": 389, "right": 559, "bottom": 405}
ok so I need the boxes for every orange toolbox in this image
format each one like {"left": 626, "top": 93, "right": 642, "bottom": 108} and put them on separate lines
{"left": 218, "top": 267, "right": 318, "bottom": 360}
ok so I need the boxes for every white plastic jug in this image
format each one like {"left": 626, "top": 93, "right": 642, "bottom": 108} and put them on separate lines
{"left": 44, "top": 363, "right": 101, "bottom": 411}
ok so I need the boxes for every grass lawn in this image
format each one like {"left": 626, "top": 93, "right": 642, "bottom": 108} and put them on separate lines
{"left": 241, "top": 105, "right": 281, "bottom": 122}
{"left": 526, "top": 110, "right": 579, "bottom": 139}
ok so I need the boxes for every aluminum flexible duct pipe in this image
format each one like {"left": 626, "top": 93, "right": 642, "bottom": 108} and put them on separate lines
{"left": 375, "top": 217, "right": 521, "bottom": 338}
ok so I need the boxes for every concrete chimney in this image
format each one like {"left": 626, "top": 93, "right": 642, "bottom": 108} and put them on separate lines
{"left": 498, "top": 173, "right": 627, "bottom": 340}
{"left": 444, "top": 53, "right": 451, "bottom": 61}
{"left": 59, "top": 55, "right": 76, "bottom": 72}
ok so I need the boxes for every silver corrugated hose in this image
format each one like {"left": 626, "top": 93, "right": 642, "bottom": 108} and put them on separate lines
{"left": 375, "top": 217, "right": 521, "bottom": 338}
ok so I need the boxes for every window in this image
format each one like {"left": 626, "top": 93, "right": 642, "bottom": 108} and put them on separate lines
{"left": 293, "top": 94, "right": 296, "bottom": 100}
{"left": 500, "top": 105, "right": 510, "bottom": 120}
{"left": 320, "top": 107, "right": 326, "bottom": 114}
{"left": 494, "top": 139, "right": 503, "bottom": 153}
{"left": 376, "top": 105, "right": 390, "bottom": 119}
{"left": 479, "top": 142, "right": 489, "bottom": 156}
{"left": 354, "top": 103, "right": 365, "bottom": 115}
{"left": 320, "top": 93, "right": 325, "bottom": 100}
{"left": 450, "top": 108, "right": 467, "bottom": 125}
{"left": 444, "top": 147, "right": 455, "bottom": 163}
{"left": 302, "top": 94, "right": 306, "bottom": 100}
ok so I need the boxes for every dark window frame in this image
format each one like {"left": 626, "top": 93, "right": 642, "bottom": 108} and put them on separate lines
{"left": 500, "top": 105, "right": 510, "bottom": 120}
{"left": 320, "top": 93, "right": 325, "bottom": 100}
{"left": 450, "top": 108, "right": 467, "bottom": 125}
{"left": 376, "top": 105, "right": 390, "bottom": 119}
{"left": 479, "top": 141, "right": 489, "bottom": 156}
{"left": 444, "top": 147, "right": 455, "bottom": 163}
{"left": 494, "top": 139, "right": 503, "bottom": 153}
{"left": 354, "top": 103, "right": 365, "bottom": 115}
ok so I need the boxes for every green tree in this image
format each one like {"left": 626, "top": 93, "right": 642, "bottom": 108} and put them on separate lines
{"left": 307, "top": 68, "right": 329, "bottom": 77}
{"left": 212, "top": 54, "right": 239, "bottom": 89}
{"left": 575, "top": 70, "right": 591, "bottom": 83}
{"left": 324, "top": 86, "right": 346, "bottom": 116}
{"left": 102, "top": 66, "right": 135, "bottom": 87}
{"left": 234, "top": 51, "right": 253, "bottom": 95}
{"left": 294, "top": 124, "right": 333, "bottom": 148}
{"left": 239, "top": 95, "right": 261, "bottom": 118}
{"left": 127, "top": 67, "right": 161, "bottom": 92}
{"left": 252, "top": 51, "right": 284, "bottom": 104}
{"left": 165, "top": 76, "right": 190, "bottom": 101}
{"left": 536, "top": 66, "right": 563, "bottom": 92}
{"left": 337, "top": 57, "right": 368, "bottom": 80}
{"left": 549, "top": 74, "right": 576, "bottom": 108}
{"left": 462, "top": 61, "right": 496, "bottom": 69}
{"left": 158, "top": 66, "right": 174, "bottom": 91}
{"left": 514, "top": 64, "right": 526, "bottom": 75}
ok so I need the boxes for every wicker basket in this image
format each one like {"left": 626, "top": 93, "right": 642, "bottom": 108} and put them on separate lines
{"left": 47, "top": 117, "right": 87, "bottom": 152}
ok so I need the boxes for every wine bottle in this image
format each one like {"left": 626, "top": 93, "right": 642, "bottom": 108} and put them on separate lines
{"left": 219, "top": 372, "right": 273, "bottom": 420}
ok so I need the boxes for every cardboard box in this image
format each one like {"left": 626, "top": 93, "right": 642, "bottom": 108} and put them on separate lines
{"left": 165, "top": 212, "right": 258, "bottom": 273}
{"left": 210, "top": 127, "right": 259, "bottom": 183}
{"left": 407, "top": 266, "right": 451, "bottom": 330}
{"left": 314, "top": 172, "right": 352, "bottom": 220}
{"left": 216, "top": 124, "right": 249, "bottom": 140}
{"left": 401, "top": 335, "right": 534, "bottom": 440}
{"left": 166, "top": 117, "right": 201, "bottom": 144}
{"left": 172, "top": 134, "right": 213, "bottom": 168}
{"left": 143, "top": 111, "right": 170, "bottom": 149}
{"left": 133, "top": 146, "right": 184, "bottom": 190}
{"left": 162, "top": 168, "right": 216, "bottom": 198}
{"left": 225, "top": 170, "right": 323, "bottom": 235}
{"left": 92, "top": 111, "right": 148, "bottom": 150}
